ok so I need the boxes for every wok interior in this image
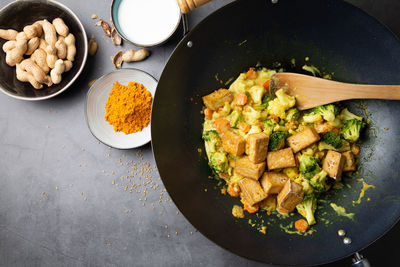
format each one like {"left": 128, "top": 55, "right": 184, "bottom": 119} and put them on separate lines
{"left": 152, "top": 0, "right": 400, "bottom": 265}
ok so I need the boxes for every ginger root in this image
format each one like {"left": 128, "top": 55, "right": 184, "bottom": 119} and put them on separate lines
{"left": 0, "top": 29, "right": 18, "bottom": 40}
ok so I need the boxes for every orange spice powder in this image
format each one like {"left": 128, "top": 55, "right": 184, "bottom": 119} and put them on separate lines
{"left": 105, "top": 81, "right": 152, "bottom": 134}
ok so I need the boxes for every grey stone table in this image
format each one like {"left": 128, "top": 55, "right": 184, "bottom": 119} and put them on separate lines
{"left": 0, "top": 0, "right": 399, "bottom": 266}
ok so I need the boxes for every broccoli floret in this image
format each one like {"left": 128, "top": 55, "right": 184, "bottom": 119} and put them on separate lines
{"left": 313, "top": 104, "right": 338, "bottom": 122}
{"left": 298, "top": 154, "right": 320, "bottom": 180}
{"left": 253, "top": 95, "right": 272, "bottom": 110}
{"left": 302, "top": 109, "right": 323, "bottom": 124}
{"left": 249, "top": 85, "right": 265, "bottom": 104}
{"left": 309, "top": 169, "right": 331, "bottom": 192}
{"left": 202, "top": 130, "right": 219, "bottom": 141}
{"left": 262, "top": 118, "right": 277, "bottom": 136}
{"left": 202, "top": 130, "right": 221, "bottom": 153}
{"left": 209, "top": 152, "right": 229, "bottom": 173}
{"left": 322, "top": 132, "right": 342, "bottom": 148}
{"left": 338, "top": 108, "right": 363, "bottom": 121}
{"left": 286, "top": 107, "right": 300, "bottom": 122}
{"left": 342, "top": 119, "right": 366, "bottom": 143}
{"left": 301, "top": 178, "right": 314, "bottom": 195}
{"left": 227, "top": 110, "right": 241, "bottom": 128}
{"left": 269, "top": 132, "right": 287, "bottom": 151}
{"left": 318, "top": 139, "right": 351, "bottom": 152}
{"left": 262, "top": 95, "right": 272, "bottom": 103}
{"left": 296, "top": 194, "right": 317, "bottom": 225}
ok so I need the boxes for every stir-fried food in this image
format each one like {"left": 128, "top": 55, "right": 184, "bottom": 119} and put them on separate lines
{"left": 202, "top": 67, "right": 366, "bottom": 228}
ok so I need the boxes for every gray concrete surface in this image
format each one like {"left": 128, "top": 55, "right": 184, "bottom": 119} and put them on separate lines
{"left": 0, "top": 0, "right": 399, "bottom": 266}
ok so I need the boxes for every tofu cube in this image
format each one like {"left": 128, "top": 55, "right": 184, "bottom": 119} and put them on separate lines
{"left": 202, "top": 89, "right": 233, "bottom": 110}
{"left": 266, "top": 148, "right": 296, "bottom": 170}
{"left": 259, "top": 195, "right": 277, "bottom": 211}
{"left": 277, "top": 180, "right": 304, "bottom": 212}
{"left": 260, "top": 172, "right": 289, "bottom": 194}
{"left": 222, "top": 131, "right": 246, "bottom": 156}
{"left": 235, "top": 156, "right": 266, "bottom": 180}
{"left": 287, "top": 126, "right": 320, "bottom": 153}
{"left": 238, "top": 178, "right": 267, "bottom": 206}
{"left": 342, "top": 151, "right": 356, "bottom": 172}
{"left": 322, "top": 150, "right": 345, "bottom": 181}
{"left": 248, "top": 133, "right": 269, "bottom": 163}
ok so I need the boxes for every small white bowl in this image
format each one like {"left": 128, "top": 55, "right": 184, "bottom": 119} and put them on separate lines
{"left": 85, "top": 68, "right": 157, "bottom": 149}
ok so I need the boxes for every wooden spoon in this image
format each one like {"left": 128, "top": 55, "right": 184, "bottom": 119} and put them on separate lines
{"left": 270, "top": 72, "right": 400, "bottom": 110}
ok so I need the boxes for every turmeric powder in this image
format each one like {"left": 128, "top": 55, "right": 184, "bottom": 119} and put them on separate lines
{"left": 105, "top": 81, "right": 152, "bottom": 134}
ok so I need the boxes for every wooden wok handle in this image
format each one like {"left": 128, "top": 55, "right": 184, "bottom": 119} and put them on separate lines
{"left": 177, "top": 0, "right": 213, "bottom": 14}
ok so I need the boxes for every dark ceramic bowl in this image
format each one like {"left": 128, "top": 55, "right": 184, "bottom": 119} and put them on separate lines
{"left": 0, "top": 0, "right": 88, "bottom": 100}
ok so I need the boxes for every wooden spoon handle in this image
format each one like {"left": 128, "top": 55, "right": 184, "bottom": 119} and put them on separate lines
{"left": 177, "top": 0, "right": 213, "bottom": 13}
{"left": 333, "top": 83, "right": 400, "bottom": 100}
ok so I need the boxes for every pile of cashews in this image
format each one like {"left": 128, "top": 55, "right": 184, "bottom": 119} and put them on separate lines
{"left": 0, "top": 18, "right": 76, "bottom": 89}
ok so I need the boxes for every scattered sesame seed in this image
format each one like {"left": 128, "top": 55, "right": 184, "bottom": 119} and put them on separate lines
{"left": 56, "top": 186, "right": 59, "bottom": 190}
{"left": 190, "top": 232, "right": 193, "bottom": 235}
{"left": 83, "top": 197, "right": 87, "bottom": 201}
{"left": 61, "top": 145, "right": 65, "bottom": 149}
{"left": 167, "top": 234, "right": 170, "bottom": 238}
{"left": 175, "top": 232, "right": 178, "bottom": 235}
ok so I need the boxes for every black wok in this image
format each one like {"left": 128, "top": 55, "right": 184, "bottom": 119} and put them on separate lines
{"left": 151, "top": 0, "right": 400, "bottom": 265}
